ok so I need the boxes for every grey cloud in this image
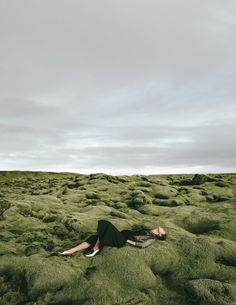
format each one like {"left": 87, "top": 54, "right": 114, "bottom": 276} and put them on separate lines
{"left": 0, "top": 0, "right": 236, "bottom": 173}
{"left": 0, "top": 98, "right": 59, "bottom": 119}
{"left": 2, "top": 123, "right": 233, "bottom": 173}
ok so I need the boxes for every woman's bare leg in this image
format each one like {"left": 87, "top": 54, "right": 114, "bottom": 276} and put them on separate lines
{"left": 93, "top": 237, "right": 100, "bottom": 250}
{"left": 84, "top": 237, "right": 100, "bottom": 257}
{"left": 65, "top": 241, "right": 91, "bottom": 254}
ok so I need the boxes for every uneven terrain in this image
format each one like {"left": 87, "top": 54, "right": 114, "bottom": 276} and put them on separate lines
{"left": 0, "top": 171, "right": 235, "bottom": 305}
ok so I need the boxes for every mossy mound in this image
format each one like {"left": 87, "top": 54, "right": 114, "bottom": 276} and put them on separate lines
{"left": 178, "top": 174, "right": 217, "bottom": 186}
{"left": 110, "top": 209, "right": 128, "bottom": 219}
{"left": 153, "top": 198, "right": 184, "bottom": 207}
{"left": 185, "top": 279, "right": 235, "bottom": 305}
{"left": 0, "top": 198, "right": 11, "bottom": 220}
{"left": 128, "top": 190, "right": 152, "bottom": 208}
{"left": 182, "top": 216, "right": 220, "bottom": 234}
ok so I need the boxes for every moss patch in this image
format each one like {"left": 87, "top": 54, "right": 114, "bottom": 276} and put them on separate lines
{"left": 0, "top": 171, "right": 235, "bottom": 305}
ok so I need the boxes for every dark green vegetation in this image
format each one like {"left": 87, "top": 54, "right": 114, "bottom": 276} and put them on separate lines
{"left": 0, "top": 171, "right": 236, "bottom": 305}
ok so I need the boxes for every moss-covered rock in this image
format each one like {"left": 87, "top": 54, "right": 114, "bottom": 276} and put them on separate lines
{"left": 191, "top": 174, "right": 215, "bottom": 185}
{"left": 153, "top": 198, "right": 184, "bottom": 207}
{"left": 50, "top": 224, "right": 70, "bottom": 239}
{"left": 137, "top": 205, "right": 161, "bottom": 216}
{"left": 16, "top": 202, "right": 32, "bottom": 217}
{"left": 128, "top": 190, "right": 152, "bottom": 208}
{"left": 113, "top": 201, "right": 127, "bottom": 209}
{"left": 42, "top": 213, "right": 57, "bottom": 223}
{"left": 215, "top": 181, "right": 230, "bottom": 187}
{"left": 179, "top": 174, "right": 216, "bottom": 186}
{"left": 86, "top": 192, "right": 101, "bottom": 200}
{"left": 0, "top": 199, "right": 11, "bottom": 220}
{"left": 139, "top": 181, "right": 152, "bottom": 187}
{"left": 24, "top": 244, "right": 41, "bottom": 256}
{"left": 185, "top": 279, "right": 236, "bottom": 305}
{"left": 182, "top": 216, "right": 220, "bottom": 234}
{"left": 154, "top": 192, "right": 170, "bottom": 199}
{"left": 110, "top": 210, "right": 128, "bottom": 219}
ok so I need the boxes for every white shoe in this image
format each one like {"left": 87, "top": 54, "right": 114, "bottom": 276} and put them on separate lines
{"left": 85, "top": 249, "right": 100, "bottom": 257}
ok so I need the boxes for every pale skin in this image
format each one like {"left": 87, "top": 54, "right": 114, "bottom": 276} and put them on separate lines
{"left": 62, "top": 226, "right": 166, "bottom": 255}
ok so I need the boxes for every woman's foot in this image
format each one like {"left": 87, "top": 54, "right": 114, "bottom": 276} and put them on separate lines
{"left": 58, "top": 250, "right": 73, "bottom": 256}
{"left": 85, "top": 249, "right": 100, "bottom": 257}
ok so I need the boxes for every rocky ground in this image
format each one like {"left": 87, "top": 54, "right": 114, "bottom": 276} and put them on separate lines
{"left": 0, "top": 171, "right": 235, "bottom": 305}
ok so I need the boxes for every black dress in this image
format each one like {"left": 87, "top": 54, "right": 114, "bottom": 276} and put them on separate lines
{"left": 84, "top": 219, "right": 152, "bottom": 252}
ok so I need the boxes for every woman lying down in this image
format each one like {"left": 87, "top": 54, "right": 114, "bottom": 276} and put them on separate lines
{"left": 58, "top": 219, "right": 167, "bottom": 257}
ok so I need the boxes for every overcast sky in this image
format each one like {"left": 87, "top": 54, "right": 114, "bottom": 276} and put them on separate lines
{"left": 0, "top": 0, "right": 236, "bottom": 175}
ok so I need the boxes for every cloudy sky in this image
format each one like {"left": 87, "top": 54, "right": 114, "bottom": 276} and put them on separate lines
{"left": 0, "top": 0, "right": 236, "bottom": 175}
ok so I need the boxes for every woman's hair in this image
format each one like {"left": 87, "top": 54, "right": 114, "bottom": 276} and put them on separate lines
{"left": 157, "top": 233, "right": 167, "bottom": 241}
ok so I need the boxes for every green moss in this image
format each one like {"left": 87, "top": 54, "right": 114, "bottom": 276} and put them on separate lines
{"left": 86, "top": 192, "right": 101, "bottom": 200}
{"left": 128, "top": 190, "right": 152, "bottom": 208}
{"left": 24, "top": 244, "right": 42, "bottom": 256}
{"left": 153, "top": 198, "right": 184, "bottom": 207}
{"left": 137, "top": 205, "right": 161, "bottom": 216}
{"left": 215, "top": 181, "right": 230, "bottom": 187}
{"left": 50, "top": 224, "right": 70, "bottom": 239}
{"left": 139, "top": 181, "right": 152, "bottom": 187}
{"left": 0, "top": 171, "right": 235, "bottom": 305}
{"left": 185, "top": 279, "right": 235, "bottom": 305}
{"left": 0, "top": 198, "right": 11, "bottom": 216}
{"left": 183, "top": 217, "right": 220, "bottom": 234}
{"left": 99, "top": 248, "right": 157, "bottom": 289}
{"left": 110, "top": 210, "right": 128, "bottom": 219}
{"left": 154, "top": 192, "right": 170, "bottom": 199}
{"left": 113, "top": 201, "right": 127, "bottom": 209}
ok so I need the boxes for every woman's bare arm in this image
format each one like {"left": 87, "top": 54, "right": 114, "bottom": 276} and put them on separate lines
{"left": 126, "top": 239, "right": 136, "bottom": 246}
{"left": 126, "top": 238, "right": 156, "bottom": 248}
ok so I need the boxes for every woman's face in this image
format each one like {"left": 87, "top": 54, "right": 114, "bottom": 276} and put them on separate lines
{"left": 153, "top": 226, "right": 165, "bottom": 237}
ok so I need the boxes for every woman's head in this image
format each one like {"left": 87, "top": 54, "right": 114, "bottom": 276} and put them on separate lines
{"left": 151, "top": 226, "right": 167, "bottom": 240}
